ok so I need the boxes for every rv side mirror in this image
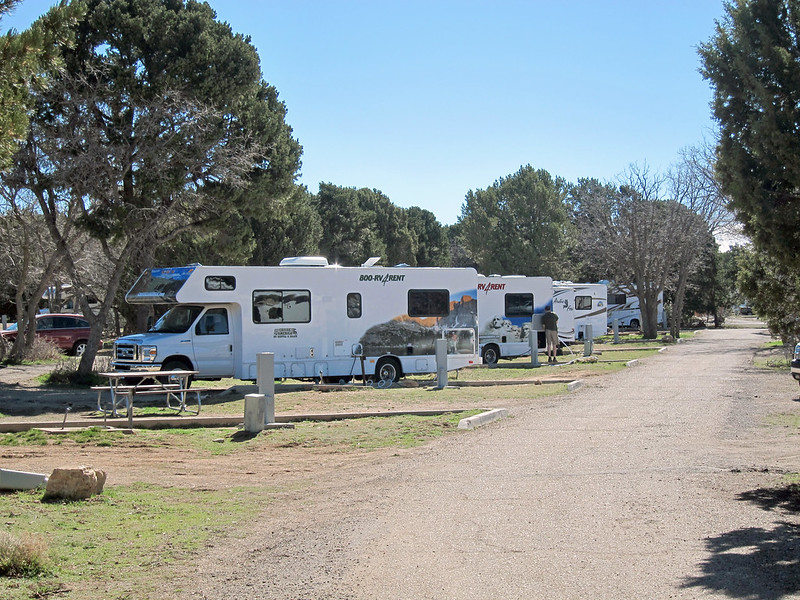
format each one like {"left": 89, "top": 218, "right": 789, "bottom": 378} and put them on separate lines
{"left": 351, "top": 343, "right": 364, "bottom": 357}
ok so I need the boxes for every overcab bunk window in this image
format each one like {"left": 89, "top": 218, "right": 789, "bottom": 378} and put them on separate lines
{"left": 253, "top": 290, "right": 311, "bottom": 323}
{"left": 408, "top": 289, "right": 450, "bottom": 317}
{"left": 205, "top": 276, "right": 236, "bottom": 291}
{"left": 505, "top": 293, "right": 533, "bottom": 317}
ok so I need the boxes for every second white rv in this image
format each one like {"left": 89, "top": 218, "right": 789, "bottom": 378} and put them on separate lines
{"left": 476, "top": 274, "right": 553, "bottom": 364}
{"left": 112, "top": 258, "right": 479, "bottom": 383}
{"left": 554, "top": 281, "right": 607, "bottom": 339}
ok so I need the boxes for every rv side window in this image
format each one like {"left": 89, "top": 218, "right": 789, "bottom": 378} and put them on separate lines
{"left": 575, "top": 295, "right": 592, "bottom": 311}
{"left": 347, "top": 293, "right": 362, "bottom": 318}
{"left": 408, "top": 289, "right": 450, "bottom": 317}
{"left": 195, "top": 308, "right": 229, "bottom": 335}
{"left": 205, "top": 276, "right": 236, "bottom": 291}
{"left": 608, "top": 293, "right": 625, "bottom": 305}
{"left": 505, "top": 293, "right": 533, "bottom": 317}
{"left": 253, "top": 290, "right": 311, "bottom": 323}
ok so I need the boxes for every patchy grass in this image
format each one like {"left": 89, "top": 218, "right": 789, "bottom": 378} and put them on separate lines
{"left": 0, "top": 531, "right": 50, "bottom": 577}
{"left": 764, "top": 413, "right": 800, "bottom": 429}
{"left": 0, "top": 483, "right": 277, "bottom": 600}
{"left": 754, "top": 339, "right": 791, "bottom": 370}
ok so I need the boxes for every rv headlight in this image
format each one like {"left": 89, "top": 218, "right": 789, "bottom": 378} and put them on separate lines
{"left": 141, "top": 345, "right": 158, "bottom": 362}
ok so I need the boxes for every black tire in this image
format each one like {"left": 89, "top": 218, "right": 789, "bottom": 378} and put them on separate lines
{"left": 161, "top": 359, "right": 193, "bottom": 387}
{"left": 482, "top": 345, "right": 500, "bottom": 365}
{"left": 375, "top": 357, "right": 401, "bottom": 383}
{"left": 629, "top": 319, "right": 640, "bottom": 330}
{"left": 72, "top": 340, "right": 88, "bottom": 357}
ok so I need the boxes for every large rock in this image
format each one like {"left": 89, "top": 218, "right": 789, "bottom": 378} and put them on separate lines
{"left": 44, "top": 466, "right": 106, "bottom": 500}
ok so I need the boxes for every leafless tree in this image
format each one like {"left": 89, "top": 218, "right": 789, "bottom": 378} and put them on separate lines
{"left": 666, "top": 143, "right": 737, "bottom": 335}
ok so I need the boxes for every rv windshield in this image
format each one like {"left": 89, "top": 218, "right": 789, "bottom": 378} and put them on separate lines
{"left": 149, "top": 305, "right": 203, "bottom": 334}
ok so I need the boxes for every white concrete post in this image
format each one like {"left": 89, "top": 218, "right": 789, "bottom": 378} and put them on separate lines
{"left": 435, "top": 338, "right": 448, "bottom": 389}
{"left": 529, "top": 330, "right": 539, "bottom": 367}
{"left": 583, "top": 324, "right": 594, "bottom": 357}
{"left": 256, "top": 352, "right": 275, "bottom": 424}
{"left": 612, "top": 318, "right": 620, "bottom": 343}
{"left": 244, "top": 394, "right": 266, "bottom": 432}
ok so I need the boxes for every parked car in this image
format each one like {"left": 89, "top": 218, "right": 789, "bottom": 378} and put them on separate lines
{"left": 792, "top": 343, "right": 800, "bottom": 386}
{"left": 0, "top": 313, "right": 96, "bottom": 356}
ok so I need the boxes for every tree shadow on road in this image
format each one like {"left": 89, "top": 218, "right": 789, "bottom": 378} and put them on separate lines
{"left": 681, "top": 485, "right": 800, "bottom": 599}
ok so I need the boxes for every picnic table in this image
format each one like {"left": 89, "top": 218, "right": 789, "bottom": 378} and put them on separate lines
{"left": 93, "top": 370, "right": 201, "bottom": 426}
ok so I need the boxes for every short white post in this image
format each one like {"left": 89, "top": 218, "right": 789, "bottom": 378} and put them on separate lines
{"left": 257, "top": 352, "right": 275, "bottom": 424}
{"left": 583, "top": 324, "right": 594, "bottom": 357}
{"left": 530, "top": 313, "right": 543, "bottom": 367}
{"left": 530, "top": 331, "right": 539, "bottom": 367}
{"left": 435, "top": 338, "right": 448, "bottom": 389}
{"left": 612, "top": 318, "right": 620, "bottom": 343}
{"left": 244, "top": 394, "right": 266, "bottom": 432}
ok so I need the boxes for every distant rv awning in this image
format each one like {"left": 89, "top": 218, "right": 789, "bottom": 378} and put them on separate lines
{"left": 125, "top": 267, "right": 196, "bottom": 304}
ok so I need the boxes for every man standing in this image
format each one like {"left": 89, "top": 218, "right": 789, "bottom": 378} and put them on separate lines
{"left": 542, "top": 305, "right": 559, "bottom": 363}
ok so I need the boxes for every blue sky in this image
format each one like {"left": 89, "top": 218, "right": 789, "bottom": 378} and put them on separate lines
{"left": 5, "top": 0, "right": 726, "bottom": 225}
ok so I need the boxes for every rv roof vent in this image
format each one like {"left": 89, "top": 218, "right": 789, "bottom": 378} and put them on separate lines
{"left": 279, "top": 256, "right": 329, "bottom": 267}
{"left": 361, "top": 256, "right": 381, "bottom": 267}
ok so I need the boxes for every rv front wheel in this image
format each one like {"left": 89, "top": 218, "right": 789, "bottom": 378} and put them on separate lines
{"left": 161, "top": 359, "right": 193, "bottom": 387}
{"left": 376, "top": 358, "right": 401, "bottom": 383}
{"left": 629, "top": 319, "right": 640, "bottom": 330}
{"left": 482, "top": 345, "right": 500, "bottom": 365}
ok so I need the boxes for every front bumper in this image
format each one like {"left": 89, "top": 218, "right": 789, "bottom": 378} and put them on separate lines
{"left": 791, "top": 358, "right": 800, "bottom": 380}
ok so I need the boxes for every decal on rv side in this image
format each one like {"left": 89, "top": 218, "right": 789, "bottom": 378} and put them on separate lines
{"left": 477, "top": 282, "right": 506, "bottom": 293}
{"left": 273, "top": 328, "right": 298, "bottom": 338}
{"left": 359, "top": 273, "right": 407, "bottom": 285}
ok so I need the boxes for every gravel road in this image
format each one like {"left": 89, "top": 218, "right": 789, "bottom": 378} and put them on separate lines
{"left": 179, "top": 326, "right": 800, "bottom": 599}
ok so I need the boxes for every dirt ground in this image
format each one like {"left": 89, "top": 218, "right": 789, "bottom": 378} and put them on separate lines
{"left": 0, "top": 359, "right": 598, "bottom": 490}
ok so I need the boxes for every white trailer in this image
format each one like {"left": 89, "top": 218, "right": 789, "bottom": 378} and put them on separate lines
{"left": 112, "top": 258, "right": 479, "bottom": 383}
{"left": 476, "top": 274, "right": 553, "bottom": 364}
{"left": 606, "top": 283, "right": 665, "bottom": 329}
{"left": 552, "top": 285, "right": 576, "bottom": 345}
{"left": 554, "top": 281, "right": 607, "bottom": 339}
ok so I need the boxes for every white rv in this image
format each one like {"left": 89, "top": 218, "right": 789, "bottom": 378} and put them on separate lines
{"left": 554, "top": 282, "right": 607, "bottom": 339}
{"left": 606, "top": 283, "right": 665, "bottom": 329}
{"left": 476, "top": 274, "right": 552, "bottom": 364}
{"left": 552, "top": 285, "right": 576, "bottom": 345}
{"left": 112, "top": 258, "right": 479, "bottom": 383}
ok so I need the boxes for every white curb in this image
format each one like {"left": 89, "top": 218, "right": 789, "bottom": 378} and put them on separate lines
{"left": 458, "top": 408, "right": 509, "bottom": 430}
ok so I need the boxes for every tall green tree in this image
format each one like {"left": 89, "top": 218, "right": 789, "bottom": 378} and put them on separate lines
{"left": 457, "top": 165, "right": 574, "bottom": 277}
{"left": 699, "top": 0, "right": 800, "bottom": 269}
{"left": 10, "top": 0, "right": 301, "bottom": 372}
{"left": 406, "top": 206, "right": 449, "bottom": 266}
{"left": 0, "top": 0, "right": 83, "bottom": 171}
{"left": 737, "top": 245, "right": 800, "bottom": 351}
{"left": 313, "top": 184, "right": 418, "bottom": 266}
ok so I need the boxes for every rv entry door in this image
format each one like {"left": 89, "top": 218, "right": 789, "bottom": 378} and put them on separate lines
{"left": 192, "top": 307, "right": 234, "bottom": 377}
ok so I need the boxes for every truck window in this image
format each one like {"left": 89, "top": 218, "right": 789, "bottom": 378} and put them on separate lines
{"left": 408, "top": 289, "right": 450, "bottom": 317}
{"left": 195, "top": 308, "right": 229, "bottom": 335}
{"left": 253, "top": 290, "right": 311, "bottom": 324}
{"left": 205, "top": 276, "right": 235, "bottom": 291}
{"left": 505, "top": 293, "right": 533, "bottom": 317}
{"left": 150, "top": 305, "right": 204, "bottom": 333}
{"left": 607, "top": 293, "right": 625, "bottom": 305}
{"left": 347, "top": 293, "right": 362, "bottom": 318}
{"left": 575, "top": 295, "right": 592, "bottom": 311}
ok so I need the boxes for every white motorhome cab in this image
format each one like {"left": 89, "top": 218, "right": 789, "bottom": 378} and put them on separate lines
{"left": 552, "top": 285, "right": 576, "bottom": 345}
{"left": 112, "top": 258, "right": 479, "bottom": 383}
{"left": 605, "top": 283, "right": 665, "bottom": 329}
{"left": 554, "top": 282, "right": 607, "bottom": 339}
{"left": 476, "top": 274, "right": 552, "bottom": 364}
